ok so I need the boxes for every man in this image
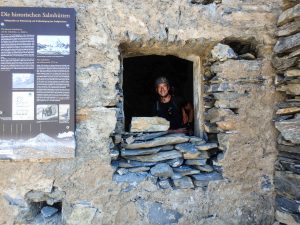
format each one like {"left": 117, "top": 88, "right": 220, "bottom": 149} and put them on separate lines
{"left": 153, "top": 77, "right": 193, "bottom": 133}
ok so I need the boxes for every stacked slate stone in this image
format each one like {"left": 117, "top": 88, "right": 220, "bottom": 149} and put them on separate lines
{"left": 273, "top": 1, "right": 300, "bottom": 224}
{"left": 110, "top": 117, "right": 222, "bottom": 189}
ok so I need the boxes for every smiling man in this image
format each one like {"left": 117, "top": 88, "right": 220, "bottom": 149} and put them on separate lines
{"left": 153, "top": 77, "right": 193, "bottom": 133}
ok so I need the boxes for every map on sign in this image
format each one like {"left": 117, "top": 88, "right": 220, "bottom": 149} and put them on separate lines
{"left": 0, "top": 7, "right": 76, "bottom": 160}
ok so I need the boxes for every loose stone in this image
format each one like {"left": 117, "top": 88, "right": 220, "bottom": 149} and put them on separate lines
{"left": 128, "top": 167, "right": 151, "bottom": 173}
{"left": 173, "top": 176, "right": 194, "bottom": 189}
{"left": 276, "top": 107, "right": 300, "bottom": 115}
{"left": 183, "top": 151, "right": 202, "bottom": 160}
{"left": 275, "top": 119, "right": 300, "bottom": 144}
{"left": 150, "top": 163, "right": 174, "bottom": 178}
{"left": 189, "top": 136, "right": 206, "bottom": 145}
{"left": 196, "top": 143, "right": 218, "bottom": 151}
{"left": 173, "top": 166, "right": 200, "bottom": 176}
{"left": 115, "top": 160, "right": 157, "bottom": 168}
{"left": 124, "top": 135, "right": 189, "bottom": 149}
{"left": 185, "top": 159, "right": 207, "bottom": 166}
{"left": 117, "top": 168, "right": 128, "bottom": 175}
{"left": 120, "top": 147, "right": 161, "bottom": 157}
{"left": 175, "top": 143, "right": 198, "bottom": 153}
{"left": 41, "top": 206, "right": 58, "bottom": 218}
{"left": 130, "top": 117, "right": 170, "bottom": 132}
{"left": 135, "top": 131, "right": 168, "bottom": 141}
{"left": 191, "top": 172, "right": 223, "bottom": 181}
{"left": 211, "top": 43, "right": 238, "bottom": 62}
{"left": 124, "top": 150, "right": 182, "bottom": 162}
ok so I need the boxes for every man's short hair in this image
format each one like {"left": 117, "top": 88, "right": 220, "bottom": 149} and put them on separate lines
{"left": 155, "top": 76, "right": 169, "bottom": 87}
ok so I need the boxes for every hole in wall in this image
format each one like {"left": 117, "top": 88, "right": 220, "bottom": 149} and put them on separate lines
{"left": 222, "top": 37, "right": 258, "bottom": 59}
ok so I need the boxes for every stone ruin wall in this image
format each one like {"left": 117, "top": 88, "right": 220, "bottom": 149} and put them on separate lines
{"left": 0, "top": 0, "right": 294, "bottom": 224}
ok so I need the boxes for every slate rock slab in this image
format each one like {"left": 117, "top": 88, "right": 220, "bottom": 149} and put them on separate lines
{"left": 135, "top": 132, "right": 168, "bottom": 141}
{"left": 165, "top": 157, "right": 184, "bottom": 167}
{"left": 150, "top": 163, "right": 174, "bottom": 178}
{"left": 185, "top": 159, "right": 207, "bottom": 166}
{"left": 112, "top": 160, "right": 157, "bottom": 168}
{"left": 175, "top": 143, "right": 198, "bottom": 153}
{"left": 274, "top": 32, "right": 300, "bottom": 54}
{"left": 211, "top": 43, "right": 238, "bottom": 61}
{"left": 130, "top": 117, "right": 170, "bottom": 132}
{"left": 113, "top": 172, "right": 149, "bottom": 184}
{"left": 124, "top": 134, "right": 189, "bottom": 149}
{"left": 173, "top": 176, "right": 194, "bottom": 189}
{"left": 191, "top": 172, "right": 223, "bottom": 181}
{"left": 173, "top": 166, "right": 200, "bottom": 176}
{"left": 158, "top": 179, "right": 172, "bottom": 189}
{"left": 124, "top": 150, "right": 182, "bottom": 162}
{"left": 41, "top": 206, "right": 58, "bottom": 218}
{"left": 196, "top": 143, "right": 218, "bottom": 151}
{"left": 278, "top": 3, "right": 300, "bottom": 26}
{"left": 121, "top": 147, "right": 161, "bottom": 157}
{"left": 275, "top": 118, "right": 300, "bottom": 144}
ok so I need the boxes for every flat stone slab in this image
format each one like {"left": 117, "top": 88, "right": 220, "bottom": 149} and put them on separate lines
{"left": 158, "top": 179, "right": 172, "bottom": 189}
{"left": 113, "top": 160, "right": 157, "bottom": 168}
{"left": 194, "top": 164, "right": 214, "bottom": 172}
{"left": 285, "top": 69, "right": 300, "bottom": 77}
{"left": 135, "top": 131, "right": 168, "bottom": 141}
{"left": 196, "top": 143, "right": 218, "bottom": 151}
{"left": 165, "top": 158, "right": 184, "bottom": 167}
{"left": 173, "top": 166, "right": 200, "bottom": 176}
{"left": 185, "top": 159, "right": 207, "bottom": 166}
{"left": 124, "top": 150, "right": 182, "bottom": 162}
{"left": 150, "top": 163, "right": 174, "bottom": 178}
{"left": 113, "top": 172, "right": 149, "bottom": 183}
{"left": 124, "top": 134, "right": 189, "bottom": 149}
{"left": 191, "top": 172, "right": 223, "bottom": 181}
{"left": 276, "top": 107, "right": 300, "bottom": 115}
{"left": 275, "top": 118, "right": 300, "bottom": 144}
{"left": 41, "top": 206, "right": 58, "bottom": 218}
{"left": 173, "top": 176, "right": 194, "bottom": 189}
{"left": 130, "top": 117, "right": 170, "bottom": 132}
{"left": 175, "top": 143, "right": 198, "bottom": 153}
{"left": 274, "top": 32, "right": 300, "bottom": 54}
{"left": 278, "top": 3, "right": 300, "bottom": 26}
{"left": 189, "top": 136, "right": 206, "bottom": 145}
{"left": 120, "top": 147, "right": 161, "bottom": 157}
{"left": 183, "top": 151, "right": 203, "bottom": 160}
{"left": 128, "top": 167, "right": 151, "bottom": 173}
{"left": 277, "top": 84, "right": 300, "bottom": 95}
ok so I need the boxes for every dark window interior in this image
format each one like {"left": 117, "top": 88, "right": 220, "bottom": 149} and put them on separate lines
{"left": 123, "top": 55, "right": 193, "bottom": 131}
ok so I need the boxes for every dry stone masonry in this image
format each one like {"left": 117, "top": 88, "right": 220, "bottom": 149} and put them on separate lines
{"left": 110, "top": 119, "right": 222, "bottom": 189}
{"left": 273, "top": 1, "right": 300, "bottom": 224}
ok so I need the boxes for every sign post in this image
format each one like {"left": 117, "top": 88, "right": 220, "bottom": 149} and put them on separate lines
{"left": 0, "top": 7, "right": 76, "bottom": 160}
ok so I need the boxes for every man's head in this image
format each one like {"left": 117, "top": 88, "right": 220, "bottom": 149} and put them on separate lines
{"left": 155, "top": 77, "right": 170, "bottom": 98}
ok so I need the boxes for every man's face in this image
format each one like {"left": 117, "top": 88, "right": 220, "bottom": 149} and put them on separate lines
{"left": 156, "top": 82, "right": 170, "bottom": 97}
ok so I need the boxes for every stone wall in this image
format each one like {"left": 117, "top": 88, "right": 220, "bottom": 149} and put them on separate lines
{"left": 0, "top": 0, "right": 284, "bottom": 224}
{"left": 272, "top": 1, "right": 300, "bottom": 224}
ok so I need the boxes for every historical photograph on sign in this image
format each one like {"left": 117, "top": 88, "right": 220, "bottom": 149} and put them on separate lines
{"left": 37, "top": 35, "right": 70, "bottom": 55}
{"left": 36, "top": 104, "right": 58, "bottom": 121}
{"left": 12, "top": 92, "right": 34, "bottom": 120}
{"left": 59, "top": 104, "right": 70, "bottom": 123}
{"left": 12, "top": 73, "right": 34, "bottom": 89}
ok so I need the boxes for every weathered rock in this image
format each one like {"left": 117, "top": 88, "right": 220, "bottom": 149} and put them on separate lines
{"left": 275, "top": 210, "right": 300, "bottom": 225}
{"left": 216, "top": 119, "right": 237, "bottom": 131}
{"left": 278, "top": 100, "right": 300, "bottom": 109}
{"left": 206, "top": 83, "right": 235, "bottom": 93}
{"left": 196, "top": 143, "right": 218, "bottom": 151}
{"left": 135, "top": 132, "right": 168, "bottom": 141}
{"left": 239, "top": 53, "right": 256, "bottom": 60}
{"left": 120, "top": 147, "right": 161, "bottom": 157}
{"left": 214, "top": 99, "right": 240, "bottom": 109}
{"left": 276, "top": 19, "right": 300, "bottom": 37}
{"left": 275, "top": 118, "right": 300, "bottom": 144}
{"left": 128, "top": 167, "right": 151, "bottom": 173}
{"left": 68, "top": 203, "right": 97, "bottom": 225}
{"left": 278, "top": 144, "right": 300, "bottom": 154}
{"left": 276, "top": 107, "right": 300, "bottom": 115}
{"left": 41, "top": 206, "right": 58, "bottom": 218}
{"left": 282, "top": 0, "right": 300, "bottom": 10}
{"left": 272, "top": 55, "right": 299, "bottom": 72}
{"left": 110, "top": 149, "right": 119, "bottom": 160}
{"left": 211, "top": 43, "right": 238, "bottom": 62}
{"left": 183, "top": 151, "right": 202, "bottom": 160}
{"left": 113, "top": 172, "right": 149, "bottom": 183}
{"left": 130, "top": 117, "right": 170, "bottom": 133}
{"left": 160, "top": 145, "right": 174, "bottom": 150}
{"left": 171, "top": 172, "right": 184, "bottom": 180}
{"left": 193, "top": 180, "right": 210, "bottom": 188}
{"left": 277, "top": 84, "right": 300, "bottom": 95}
{"left": 158, "top": 179, "right": 172, "bottom": 189}
{"left": 113, "top": 160, "right": 157, "bottom": 168}
{"left": 204, "top": 123, "right": 219, "bottom": 134}
{"left": 278, "top": 3, "right": 300, "bottom": 26}
{"left": 172, "top": 176, "right": 194, "bottom": 189}
{"left": 173, "top": 166, "right": 200, "bottom": 176}
{"left": 147, "top": 202, "right": 182, "bottom": 225}
{"left": 165, "top": 158, "right": 184, "bottom": 167}
{"left": 124, "top": 134, "right": 189, "bottom": 149}
{"left": 191, "top": 172, "right": 223, "bottom": 181}
{"left": 276, "top": 195, "right": 300, "bottom": 214}
{"left": 150, "top": 163, "right": 174, "bottom": 178}
{"left": 274, "top": 32, "right": 300, "bottom": 54}
{"left": 274, "top": 171, "right": 300, "bottom": 199}
{"left": 285, "top": 69, "right": 300, "bottom": 77}
{"left": 189, "top": 136, "right": 206, "bottom": 145}
{"left": 117, "top": 168, "right": 129, "bottom": 175}
{"left": 217, "top": 133, "right": 234, "bottom": 151}
{"left": 185, "top": 159, "right": 207, "bottom": 166}
{"left": 175, "top": 143, "right": 198, "bottom": 154}
{"left": 205, "top": 107, "right": 235, "bottom": 123}
{"left": 194, "top": 164, "right": 214, "bottom": 172}
{"left": 288, "top": 48, "right": 300, "bottom": 58}
{"left": 124, "top": 150, "right": 182, "bottom": 162}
